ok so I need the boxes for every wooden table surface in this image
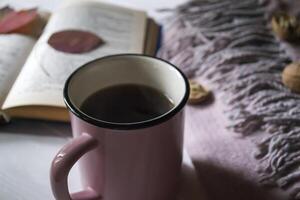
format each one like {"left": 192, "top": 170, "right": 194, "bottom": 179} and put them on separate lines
{"left": 0, "top": 0, "right": 290, "bottom": 199}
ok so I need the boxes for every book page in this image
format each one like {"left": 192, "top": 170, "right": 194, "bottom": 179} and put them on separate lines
{"left": 0, "top": 34, "right": 35, "bottom": 107}
{"left": 2, "top": 1, "right": 147, "bottom": 110}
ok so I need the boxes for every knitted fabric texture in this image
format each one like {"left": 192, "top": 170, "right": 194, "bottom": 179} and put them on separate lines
{"left": 157, "top": 0, "right": 300, "bottom": 198}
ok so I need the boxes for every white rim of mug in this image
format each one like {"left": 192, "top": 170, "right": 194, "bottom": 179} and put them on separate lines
{"left": 64, "top": 54, "right": 190, "bottom": 130}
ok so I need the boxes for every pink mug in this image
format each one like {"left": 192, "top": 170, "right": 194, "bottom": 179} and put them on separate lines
{"left": 50, "top": 54, "right": 189, "bottom": 200}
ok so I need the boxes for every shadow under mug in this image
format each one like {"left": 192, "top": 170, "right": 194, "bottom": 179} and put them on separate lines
{"left": 50, "top": 54, "right": 190, "bottom": 200}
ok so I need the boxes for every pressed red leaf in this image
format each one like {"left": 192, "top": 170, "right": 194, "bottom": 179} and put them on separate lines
{"left": 0, "top": 9, "right": 38, "bottom": 34}
{"left": 48, "top": 30, "right": 104, "bottom": 54}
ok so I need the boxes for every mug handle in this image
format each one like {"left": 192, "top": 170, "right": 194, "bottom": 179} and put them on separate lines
{"left": 50, "top": 133, "right": 101, "bottom": 200}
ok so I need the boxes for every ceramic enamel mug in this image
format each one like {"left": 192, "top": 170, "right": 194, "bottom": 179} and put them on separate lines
{"left": 50, "top": 54, "right": 190, "bottom": 200}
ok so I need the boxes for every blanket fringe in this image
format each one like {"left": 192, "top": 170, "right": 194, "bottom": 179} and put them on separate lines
{"left": 157, "top": 0, "right": 300, "bottom": 199}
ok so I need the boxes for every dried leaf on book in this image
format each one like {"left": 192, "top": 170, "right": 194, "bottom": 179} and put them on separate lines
{"left": 0, "top": 7, "right": 50, "bottom": 37}
{"left": 0, "top": 9, "right": 38, "bottom": 34}
{"left": 48, "top": 30, "right": 104, "bottom": 54}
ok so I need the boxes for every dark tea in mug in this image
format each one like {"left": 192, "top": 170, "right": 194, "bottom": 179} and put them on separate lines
{"left": 80, "top": 84, "right": 174, "bottom": 123}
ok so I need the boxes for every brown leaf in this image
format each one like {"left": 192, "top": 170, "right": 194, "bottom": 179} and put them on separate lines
{"left": 48, "top": 30, "right": 104, "bottom": 54}
{"left": 0, "top": 9, "right": 39, "bottom": 35}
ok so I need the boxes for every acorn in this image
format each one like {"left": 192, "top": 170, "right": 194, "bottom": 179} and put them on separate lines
{"left": 282, "top": 62, "right": 300, "bottom": 93}
{"left": 271, "top": 12, "right": 300, "bottom": 42}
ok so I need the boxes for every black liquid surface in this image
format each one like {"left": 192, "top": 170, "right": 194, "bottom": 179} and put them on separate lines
{"left": 80, "top": 84, "right": 174, "bottom": 123}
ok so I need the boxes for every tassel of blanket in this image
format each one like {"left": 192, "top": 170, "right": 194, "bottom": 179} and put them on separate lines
{"left": 157, "top": 0, "right": 300, "bottom": 199}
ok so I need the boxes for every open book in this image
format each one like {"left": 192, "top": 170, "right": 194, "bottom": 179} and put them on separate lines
{"left": 0, "top": 0, "right": 160, "bottom": 123}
